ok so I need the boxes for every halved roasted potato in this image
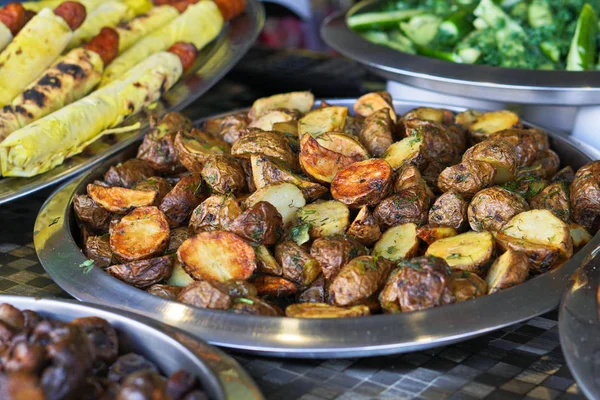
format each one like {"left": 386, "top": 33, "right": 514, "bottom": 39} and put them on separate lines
{"left": 73, "top": 194, "right": 112, "bottom": 232}
{"left": 571, "top": 161, "right": 600, "bottom": 231}
{"left": 189, "top": 195, "right": 242, "bottom": 233}
{"left": 159, "top": 174, "right": 204, "bottom": 228}
{"left": 177, "top": 231, "right": 256, "bottom": 282}
{"left": 450, "top": 271, "right": 488, "bottom": 302}
{"left": 87, "top": 184, "right": 156, "bottom": 213}
{"left": 501, "top": 210, "right": 573, "bottom": 258}
{"left": 166, "top": 261, "right": 195, "bottom": 287}
{"left": 374, "top": 186, "right": 430, "bottom": 228}
{"left": 328, "top": 256, "right": 393, "bottom": 307}
{"left": 468, "top": 110, "right": 521, "bottom": 142}
{"left": 272, "top": 120, "right": 298, "bottom": 136}
{"left": 486, "top": 249, "right": 529, "bottom": 294}
{"left": 358, "top": 108, "right": 393, "bottom": 157}
{"left": 331, "top": 159, "right": 393, "bottom": 207}
{"left": 533, "top": 149, "right": 560, "bottom": 179}
{"left": 468, "top": 187, "right": 529, "bottom": 232}
{"left": 402, "top": 107, "right": 454, "bottom": 125}
{"left": 462, "top": 138, "right": 518, "bottom": 184}
{"left": 201, "top": 156, "right": 246, "bottom": 195}
{"left": 252, "top": 276, "right": 297, "bottom": 297}
{"left": 438, "top": 160, "right": 496, "bottom": 197}
{"left": 285, "top": 303, "right": 370, "bottom": 318}
{"left": 353, "top": 91, "right": 397, "bottom": 123}
{"left": 569, "top": 223, "right": 593, "bottom": 248}
{"left": 530, "top": 182, "right": 570, "bottom": 222}
{"left": 394, "top": 164, "right": 433, "bottom": 197}
{"left": 310, "top": 236, "right": 368, "bottom": 281}
{"left": 110, "top": 207, "right": 170, "bottom": 262}
{"left": 243, "top": 182, "right": 306, "bottom": 225}
{"left": 104, "top": 159, "right": 156, "bottom": 189}
{"left": 417, "top": 225, "right": 458, "bottom": 244}
{"left": 347, "top": 205, "right": 382, "bottom": 246}
{"left": 428, "top": 191, "right": 469, "bottom": 231}
{"left": 552, "top": 166, "right": 575, "bottom": 184}
{"left": 495, "top": 233, "right": 560, "bottom": 273}
{"left": 491, "top": 128, "right": 548, "bottom": 167}
{"left": 255, "top": 245, "right": 283, "bottom": 276}
{"left": 248, "top": 91, "right": 314, "bottom": 120}
{"left": 296, "top": 200, "right": 350, "bottom": 239}
{"left": 275, "top": 240, "right": 321, "bottom": 285}
{"left": 106, "top": 255, "right": 174, "bottom": 289}
{"left": 231, "top": 129, "right": 298, "bottom": 170}
{"left": 229, "top": 201, "right": 283, "bottom": 245}
{"left": 425, "top": 231, "right": 494, "bottom": 274}
{"left": 132, "top": 177, "right": 172, "bottom": 205}
{"left": 382, "top": 134, "right": 427, "bottom": 170}
{"left": 373, "top": 223, "right": 419, "bottom": 262}
{"left": 174, "top": 130, "right": 230, "bottom": 174}
{"left": 403, "top": 119, "right": 458, "bottom": 165}
{"left": 298, "top": 106, "right": 348, "bottom": 138}
{"left": 455, "top": 110, "right": 482, "bottom": 130}
{"left": 216, "top": 112, "right": 249, "bottom": 144}
{"left": 248, "top": 109, "right": 298, "bottom": 131}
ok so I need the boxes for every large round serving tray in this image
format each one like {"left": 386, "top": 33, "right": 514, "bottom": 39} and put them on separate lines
{"left": 321, "top": 0, "right": 600, "bottom": 106}
{"left": 35, "top": 99, "right": 600, "bottom": 359}
{"left": 0, "top": 0, "right": 265, "bottom": 205}
{"left": 559, "top": 251, "right": 600, "bottom": 399}
{"left": 0, "top": 295, "right": 263, "bottom": 400}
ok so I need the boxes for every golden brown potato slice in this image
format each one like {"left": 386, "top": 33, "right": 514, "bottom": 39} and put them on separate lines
{"left": 495, "top": 233, "right": 560, "bottom": 273}
{"left": 110, "top": 207, "right": 170, "bottom": 262}
{"left": 201, "top": 156, "right": 246, "bottom": 195}
{"left": 132, "top": 177, "right": 172, "bottom": 205}
{"left": 402, "top": 107, "right": 454, "bottom": 125}
{"left": 353, "top": 91, "right": 397, "bottom": 123}
{"left": 106, "top": 255, "right": 174, "bottom": 289}
{"left": 530, "top": 182, "right": 570, "bottom": 222}
{"left": 382, "top": 134, "right": 427, "bottom": 170}
{"left": 438, "top": 160, "right": 496, "bottom": 197}
{"left": 229, "top": 201, "right": 283, "bottom": 245}
{"left": 331, "top": 159, "right": 393, "bottom": 207}
{"left": 486, "top": 249, "right": 529, "bottom": 294}
{"left": 243, "top": 182, "right": 305, "bottom": 225}
{"left": 425, "top": 231, "right": 494, "bottom": 274}
{"left": 468, "top": 187, "right": 529, "bottom": 232}
{"left": 167, "top": 261, "right": 195, "bottom": 287}
{"left": 275, "top": 240, "right": 321, "bottom": 285}
{"left": 450, "top": 271, "right": 488, "bottom": 302}
{"left": 248, "top": 109, "right": 298, "bottom": 131}
{"left": 159, "top": 174, "right": 204, "bottom": 228}
{"left": 515, "top": 164, "right": 547, "bottom": 181}
{"left": 310, "top": 236, "right": 368, "bottom": 281}
{"left": 189, "top": 195, "right": 242, "bottom": 233}
{"left": 569, "top": 223, "right": 593, "bottom": 248}
{"left": 468, "top": 110, "right": 521, "bottom": 142}
{"left": 428, "top": 191, "right": 469, "bottom": 231}
{"left": 462, "top": 138, "right": 518, "bottom": 184}
{"left": 533, "top": 149, "right": 560, "bottom": 179}
{"left": 174, "top": 130, "right": 230, "bottom": 174}
{"left": 252, "top": 276, "right": 297, "bottom": 297}
{"left": 248, "top": 91, "right": 314, "bottom": 120}
{"left": 177, "top": 231, "right": 256, "bottom": 282}
{"left": 455, "top": 110, "right": 482, "bottom": 130}
{"left": 231, "top": 128, "right": 298, "bottom": 170}
{"left": 359, "top": 108, "right": 393, "bottom": 157}
{"left": 297, "top": 106, "right": 348, "bottom": 138}
{"left": 285, "top": 303, "right": 370, "bottom": 318}
{"left": 255, "top": 245, "right": 283, "bottom": 276}
{"left": 87, "top": 184, "right": 156, "bottom": 213}
{"left": 373, "top": 223, "right": 419, "bottom": 262}
{"left": 347, "top": 206, "right": 382, "bottom": 246}
{"left": 570, "top": 161, "right": 600, "bottom": 231}
{"left": 501, "top": 210, "right": 573, "bottom": 258}
{"left": 328, "top": 256, "right": 392, "bottom": 306}
{"left": 417, "top": 225, "right": 458, "bottom": 245}
{"left": 296, "top": 200, "right": 350, "bottom": 239}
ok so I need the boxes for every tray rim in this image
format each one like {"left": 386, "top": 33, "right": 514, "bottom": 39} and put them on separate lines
{"left": 35, "top": 98, "right": 600, "bottom": 359}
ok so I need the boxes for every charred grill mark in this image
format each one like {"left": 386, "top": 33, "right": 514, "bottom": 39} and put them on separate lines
{"left": 127, "top": 102, "right": 135, "bottom": 112}
{"left": 133, "top": 82, "right": 142, "bottom": 88}
{"left": 22, "top": 89, "right": 47, "bottom": 108}
{"left": 56, "top": 63, "right": 85, "bottom": 80}
{"left": 159, "top": 77, "right": 168, "bottom": 95}
{"left": 2, "top": 105, "right": 13, "bottom": 113}
{"left": 38, "top": 74, "right": 62, "bottom": 88}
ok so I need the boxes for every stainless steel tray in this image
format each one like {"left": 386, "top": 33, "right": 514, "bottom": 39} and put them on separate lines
{"left": 321, "top": 0, "right": 600, "bottom": 106}
{"left": 35, "top": 99, "right": 600, "bottom": 359}
{"left": 0, "top": 295, "right": 263, "bottom": 400}
{"left": 0, "top": 0, "right": 265, "bottom": 205}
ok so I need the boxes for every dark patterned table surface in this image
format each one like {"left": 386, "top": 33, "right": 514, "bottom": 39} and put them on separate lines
{"left": 0, "top": 68, "right": 590, "bottom": 400}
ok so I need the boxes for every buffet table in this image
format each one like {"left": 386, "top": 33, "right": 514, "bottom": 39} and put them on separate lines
{"left": 1, "top": 70, "right": 589, "bottom": 399}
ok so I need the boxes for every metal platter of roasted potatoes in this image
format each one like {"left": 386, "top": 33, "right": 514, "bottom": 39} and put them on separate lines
{"left": 35, "top": 93, "right": 600, "bottom": 358}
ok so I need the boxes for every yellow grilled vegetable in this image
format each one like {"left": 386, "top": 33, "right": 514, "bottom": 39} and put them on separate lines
{"left": 66, "top": 0, "right": 129, "bottom": 50}
{"left": 116, "top": 5, "right": 179, "bottom": 53}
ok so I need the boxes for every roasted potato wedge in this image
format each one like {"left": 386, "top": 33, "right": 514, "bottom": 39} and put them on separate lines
{"left": 344, "top": 115, "right": 364, "bottom": 137}
{"left": 394, "top": 164, "right": 433, "bottom": 198}
{"left": 272, "top": 120, "right": 299, "bottom": 136}
{"left": 189, "top": 195, "right": 242, "bottom": 233}
{"left": 382, "top": 134, "right": 428, "bottom": 170}
{"left": 87, "top": 184, "right": 156, "bottom": 213}
{"left": 231, "top": 129, "right": 298, "bottom": 170}
{"left": 570, "top": 161, "right": 600, "bottom": 231}
{"left": 491, "top": 128, "right": 548, "bottom": 167}
{"left": 353, "top": 91, "right": 397, "bottom": 123}
{"left": 450, "top": 271, "right": 488, "bottom": 302}
{"left": 402, "top": 107, "right": 454, "bottom": 125}
{"left": 455, "top": 110, "right": 482, "bottom": 130}
{"left": 347, "top": 206, "right": 382, "bottom": 246}
{"left": 374, "top": 186, "right": 430, "bottom": 228}
{"left": 159, "top": 174, "right": 204, "bottom": 228}
{"left": 104, "top": 159, "right": 155, "bottom": 189}
{"left": 217, "top": 112, "right": 249, "bottom": 145}
{"left": 502, "top": 177, "right": 548, "bottom": 200}
{"left": 486, "top": 249, "right": 529, "bottom": 294}
{"left": 468, "top": 187, "right": 529, "bottom": 232}
{"left": 166, "top": 261, "right": 195, "bottom": 287}
{"left": 438, "top": 160, "right": 496, "bottom": 197}
{"left": 310, "top": 236, "right": 368, "bottom": 281}
{"left": 106, "top": 255, "right": 174, "bottom": 289}
{"left": 73, "top": 194, "right": 111, "bottom": 232}
{"left": 533, "top": 149, "right": 560, "bottom": 179}
{"left": 137, "top": 113, "right": 192, "bottom": 172}
{"left": 373, "top": 223, "right": 419, "bottom": 262}
{"left": 285, "top": 303, "right": 370, "bottom": 318}
{"left": 297, "top": 106, "right": 348, "bottom": 138}
{"left": 254, "top": 245, "right": 283, "bottom": 276}
{"left": 201, "top": 156, "right": 246, "bottom": 195}
{"left": 275, "top": 240, "right": 321, "bottom": 285}
{"left": 331, "top": 159, "right": 393, "bottom": 207}
{"left": 85, "top": 235, "right": 112, "bottom": 268}
{"left": 358, "top": 108, "right": 393, "bottom": 157}
{"left": 248, "top": 109, "right": 298, "bottom": 131}
{"left": 110, "top": 207, "right": 170, "bottom": 262}
{"left": 417, "top": 225, "right": 458, "bottom": 245}
{"left": 425, "top": 231, "right": 494, "bottom": 274}
{"left": 132, "top": 177, "right": 172, "bottom": 205}
{"left": 530, "top": 182, "right": 570, "bottom": 222}
{"left": 403, "top": 119, "right": 458, "bottom": 165}
{"left": 177, "top": 280, "right": 232, "bottom": 310}
{"left": 174, "top": 130, "right": 230, "bottom": 174}
{"left": 229, "top": 201, "right": 283, "bottom": 245}
{"left": 146, "top": 284, "right": 182, "bottom": 300}
{"left": 468, "top": 110, "right": 521, "bottom": 142}
{"left": 249, "top": 91, "right": 314, "bottom": 120}
{"left": 428, "top": 191, "right": 469, "bottom": 231}
{"left": 252, "top": 276, "right": 297, "bottom": 297}
{"left": 462, "top": 138, "right": 518, "bottom": 184}
{"left": 243, "top": 182, "right": 305, "bottom": 225}
{"left": 328, "top": 256, "right": 392, "bottom": 307}
{"left": 177, "top": 231, "right": 256, "bottom": 282}
{"left": 569, "top": 223, "right": 593, "bottom": 248}
{"left": 495, "top": 233, "right": 560, "bottom": 273}
{"left": 296, "top": 200, "right": 350, "bottom": 239}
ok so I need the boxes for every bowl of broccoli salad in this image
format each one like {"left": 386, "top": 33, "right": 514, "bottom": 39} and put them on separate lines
{"left": 348, "top": 0, "right": 599, "bottom": 71}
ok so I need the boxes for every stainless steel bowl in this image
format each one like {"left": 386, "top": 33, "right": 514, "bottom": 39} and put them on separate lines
{"left": 0, "top": 295, "right": 263, "bottom": 400}
{"left": 35, "top": 99, "right": 600, "bottom": 359}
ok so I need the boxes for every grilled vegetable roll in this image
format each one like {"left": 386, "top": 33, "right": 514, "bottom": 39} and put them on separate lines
{"left": 0, "top": 2, "right": 87, "bottom": 107}
{"left": 1, "top": 43, "right": 196, "bottom": 177}
{"left": 100, "top": 0, "right": 223, "bottom": 86}
{"left": 115, "top": 5, "right": 179, "bottom": 53}
{"left": 66, "top": 0, "right": 128, "bottom": 51}
{"left": 0, "top": 28, "right": 118, "bottom": 142}
{"left": 0, "top": 3, "right": 34, "bottom": 52}
{"left": 21, "top": 0, "right": 102, "bottom": 13}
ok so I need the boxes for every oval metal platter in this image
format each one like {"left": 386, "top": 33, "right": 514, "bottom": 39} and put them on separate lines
{"left": 0, "top": 295, "right": 263, "bottom": 400}
{"left": 0, "top": 0, "right": 265, "bottom": 205}
{"left": 35, "top": 99, "right": 600, "bottom": 359}
{"left": 321, "top": 0, "right": 600, "bottom": 106}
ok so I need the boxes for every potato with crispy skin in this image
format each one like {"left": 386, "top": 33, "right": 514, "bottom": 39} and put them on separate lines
{"left": 222, "top": 280, "right": 258, "bottom": 298}
{"left": 571, "top": 161, "right": 600, "bottom": 232}
{"left": 229, "top": 297, "right": 284, "bottom": 316}
{"left": 85, "top": 235, "right": 112, "bottom": 268}
{"left": 249, "top": 108, "right": 299, "bottom": 131}
{"left": 382, "top": 133, "right": 429, "bottom": 170}
{"left": 438, "top": 160, "right": 496, "bottom": 197}
{"left": 490, "top": 128, "right": 548, "bottom": 167}
{"left": 450, "top": 271, "right": 488, "bottom": 302}
{"left": 417, "top": 225, "right": 458, "bottom": 244}
{"left": 216, "top": 112, "right": 249, "bottom": 144}
{"left": 166, "top": 226, "right": 190, "bottom": 254}
{"left": 159, "top": 175, "right": 204, "bottom": 228}
{"left": 87, "top": 184, "right": 156, "bottom": 213}
{"left": 328, "top": 256, "right": 392, "bottom": 307}
{"left": 275, "top": 241, "right": 321, "bottom": 286}
{"left": 486, "top": 249, "right": 529, "bottom": 294}
{"left": 552, "top": 166, "right": 575, "bottom": 184}
{"left": 132, "top": 177, "right": 172, "bottom": 205}
{"left": 331, "top": 159, "right": 393, "bottom": 207}
{"left": 495, "top": 233, "right": 560, "bottom": 273}
{"left": 249, "top": 91, "right": 314, "bottom": 120}
{"left": 462, "top": 138, "right": 518, "bottom": 184}
{"left": 402, "top": 107, "right": 454, "bottom": 125}
{"left": 533, "top": 150, "right": 561, "bottom": 179}
{"left": 310, "top": 236, "right": 368, "bottom": 281}
{"left": 374, "top": 186, "right": 430, "bottom": 228}
{"left": 137, "top": 112, "right": 192, "bottom": 172}
{"left": 425, "top": 231, "right": 494, "bottom": 274}
{"left": 229, "top": 201, "right": 283, "bottom": 245}
{"left": 177, "top": 231, "right": 256, "bottom": 282}
{"left": 175, "top": 130, "right": 230, "bottom": 174}
{"left": 428, "top": 191, "right": 469, "bottom": 231}
{"left": 110, "top": 207, "right": 170, "bottom": 262}
{"left": 200, "top": 156, "right": 246, "bottom": 195}
{"left": 347, "top": 206, "right": 382, "bottom": 246}
{"left": 455, "top": 110, "right": 482, "bottom": 130}
{"left": 516, "top": 164, "right": 547, "bottom": 180}
{"left": 189, "top": 195, "right": 242, "bottom": 233}
{"left": 373, "top": 223, "right": 420, "bottom": 262}
{"left": 468, "top": 187, "right": 529, "bottom": 232}
{"left": 298, "top": 106, "right": 348, "bottom": 138}
{"left": 379, "top": 256, "right": 455, "bottom": 313}
{"left": 354, "top": 91, "right": 397, "bottom": 123}
{"left": 468, "top": 110, "right": 521, "bottom": 142}
{"left": 74, "top": 194, "right": 111, "bottom": 232}
{"left": 106, "top": 255, "right": 174, "bottom": 288}
{"left": 244, "top": 182, "right": 305, "bottom": 225}
{"left": 344, "top": 116, "right": 364, "bottom": 137}
{"left": 104, "top": 159, "right": 156, "bottom": 188}
{"left": 422, "top": 161, "right": 446, "bottom": 194}
{"left": 286, "top": 303, "right": 370, "bottom": 318}
{"left": 404, "top": 119, "right": 459, "bottom": 165}
{"left": 358, "top": 108, "right": 393, "bottom": 157}
{"left": 177, "top": 280, "right": 232, "bottom": 310}
{"left": 232, "top": 129, "right": 298, "bottom": 170}
{"left": 255, "top": 245, "right": 283, "bottom": 276}
{"left": 252, "top": 276, "right": 297, "bottom": 297}
{"left": 146, "top": 284, "right": 182, "bottom": 300}
{"left": 296, "top": 200, "right": 350, "bottom": 239}
{"left": 394, "top": 164, "right": 434, "bottom": 198}
{"left": 297, "top": 276, "right": 326, "bottom": 303}
{"left": 530, "top": 182, "right": 570, "bottom": 222}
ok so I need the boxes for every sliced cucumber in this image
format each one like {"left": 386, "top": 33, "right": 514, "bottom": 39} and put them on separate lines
{"left": 347, "top": 9, "right": 423, "bottom": 31}
{"left": 400, "top": 14, "right": 441, "bottom": 46}
{"left": 528, "top": 0, "right": 553, "bottom": 28}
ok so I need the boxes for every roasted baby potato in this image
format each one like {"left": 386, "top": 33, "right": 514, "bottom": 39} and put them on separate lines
{"left": 177, "top": 231, "right": 256, "bottom": 282}
{"left": 358, "top": 108, "right": 393, "bottom": 157}
{"left": 229, "top": 201, "right": 283, "bottom": 245}
{"left": 438, "top": 160, "right": 496, "bottom": 197}
{"left": 73, "top": 194, "right": 111, "bottom": 232}
{"left": 177, "top": 280, "right": 232, "bottom": 310}
{"left": 425, "top": 231, "right": 494, "bottom": 274}
{"left": 297, "top": 106, "right": 348, "bottom": 138}
{"left": 146, "top": 284, "right": 182, "bottom": 300}
{"left": 248, "top": 91, "right": 314, "bottom": 120}
{"left": 231, "top": 129, "right": 298, "bottom": 170}
{"left": 137, "top": 112, "right": 192, "bottom": 172}
{"left": 347, "top": 206, "right": 382, "bottom": 246}
{"left": 166, "top": 226, "right": 190, "bottom": 254}
{"left": 110, "top": 207, "right": 169, "bottom": 262}
{"left": 103, "top": 159, "right": 156, "bottom": 189}
{"left": 533, "top": 149, "right": 560, "bottom": 179}
{"left": 486, "top": 249, "right": 529, "bottom": 294}
{"left": 331, "top": 159, "right": 393, "bottom": 207}
{"left": 530, "top": 182, "right": 570, "bottom": 222}
{"left": 373, "top": 223, "right": 419, "bottom": 262}
{"left": 310, "top": 236, "right": 368, "bottom": 281}
{"left": 402, "top": 107, "right": 454, "bottom": 125}
{"left": 455, "top": 110, "right": 482, "bottom": 130}
{"left": 255, "top": 245, "right": 283, "bottom": 276}
{"left": 353, "top": 91, "right": 397, "bottom": 123}
{"left": 87, "top": 184, "right": 156, "bottom": 213}
{"left": 570, "top": 223, "right": 593, "bottom": 248}
{"left": 229, "top": 296, "right": 284, "bottom": 316}
{"left": 189, "top": 195, "right": 242, "bottom": 233}
{"left": 428, "top": 191, "right": 469, "bottom": 231}
{"left": 106, "top": 255, "right": 174, "bottom": 289}
{"left": 382, "top": 133, "right": 428, "bottom": 170}
{"left": 201, "top": 156, "right": 246, "bottom": 195}
{"left": 174, "top": 130, "right": 230, "bottom": 174}
{"left": 248, "top": 108, "right": 298, "bottom": 131}
{"left": 217, "top": 112, "right": 249, "bottom": 144}
{"left": 328, "top": 256, "right": 392, "bottom": 307}
{"left": 394, "top": 164, "right": 434, "bottom": 198}
{"left": 166, "top": 261, "right": 195, "bottom": 287}
{"left": 285, "top": 303, "right": 370, "bottom": 318}
{"left": 468, "top": 187, "right": 529, "bottom": 232}
{"left": 450, "top": 271, "right": 488, "bottom": 302}
{"left": 421, "top": 161, "right": 446, "bottom": 194}
{"left": 491, "top": 128, "right": 548, "bottom": 167}
{"left": 222, "top": 280, "right": 258, "bottom": 298}
{"left": 159, "top": 174, "right": 204, "bottom": 228}
{"left": 85, "top": 235, "right": 112, "bottom": 268}
{"left": 570, "top": 161, "right": 600, "bottom": 232}
{"left": 495, "top": 233, "right": 560, "bottom": 273}
{"left": 417, "top": 225, "right": 458, "bottom": 244}
{"left": 275, "top": 240, "right": 321, "bottom": 286}
{"left": 296, "top": 200, "right": 350, "bottom": 239}
{"left": 462, "top": 138, "right": 518, "bottom": 184}
{"left": 404, "top": 119, "right": 459, "bottom": 165}
{"left": 468, "top": 110, "right": 521, "bottom": 142}
{"left": 374, "top": 186, "right": 430, "bottom": 228}
{"left": 379, "top": 256, "right": 455, "bottom": 313}
{"left": 297, "top": 276, "right": 326, "bottom": 303}
{"left": 252, "top": 276, "right": 297, "bottom": 298}
{"left": 132, "top": 177, "right": 172, "bottom": 205}
{"left": 552, "top": 166, "right": 575, "bottom": 184}
{"left": 243, "top": 182, "right": 305, "bottom": 225}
